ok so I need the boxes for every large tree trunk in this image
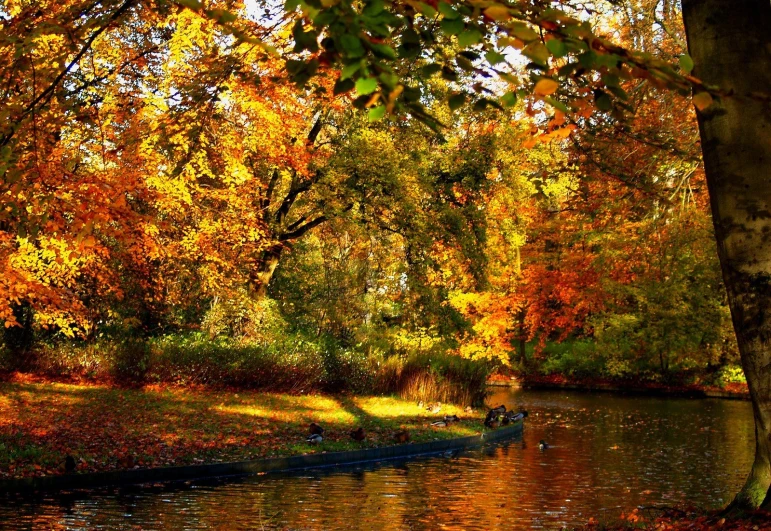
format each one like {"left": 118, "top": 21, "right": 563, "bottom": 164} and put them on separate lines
{"left": 682, "top": 0, "right": 771, "bottom": 510}
{"left": 248, "top": 248, "right": 282, "bottom": 300}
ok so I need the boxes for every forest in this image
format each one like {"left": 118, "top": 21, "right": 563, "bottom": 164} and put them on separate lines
{"left": 2, "top": 0, "right": 771, "bottom": 526}
{"left": 0, "top": 0, "right": 741, "bottom": 393}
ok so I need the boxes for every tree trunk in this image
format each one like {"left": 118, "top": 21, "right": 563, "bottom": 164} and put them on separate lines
{"left": 249, "top": 248, "right": 282, "bottom": 300}
{"left": 517, "top": 306, "right": 527, "bottom": 366}
{"left": 3, "top": 301, "right": 35, "bottom": 368}
{"left": 682, "top": 0, "right": 771, "bottom": 510}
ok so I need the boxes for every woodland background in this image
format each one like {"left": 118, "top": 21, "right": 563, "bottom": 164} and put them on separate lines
{"left": 0, "top": 0, "right": 743, "bottom": 402}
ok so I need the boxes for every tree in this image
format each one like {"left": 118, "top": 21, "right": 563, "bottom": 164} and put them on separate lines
{"left": 681, "top": 0, "right": 771, "bottom": 511}
{"left": 260, "top": 0, "right": 771, "bottom": 510}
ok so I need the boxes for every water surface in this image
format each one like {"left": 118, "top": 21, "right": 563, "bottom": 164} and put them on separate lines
{"left": 1, "top": 388, "right": 754, "bottom": 530}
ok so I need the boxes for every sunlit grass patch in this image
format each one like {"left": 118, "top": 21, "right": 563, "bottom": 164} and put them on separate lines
{"left": 0, "top": 381, "right": 491, "bottom": 480}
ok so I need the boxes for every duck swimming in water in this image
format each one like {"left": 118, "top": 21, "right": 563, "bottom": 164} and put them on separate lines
{"left": 539, "top": 439, "right": 550, "bottom": 450}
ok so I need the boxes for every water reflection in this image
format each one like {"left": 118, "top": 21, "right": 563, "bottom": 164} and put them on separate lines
{"left": 1, "top": 389, "right": 754, "bottom": 530}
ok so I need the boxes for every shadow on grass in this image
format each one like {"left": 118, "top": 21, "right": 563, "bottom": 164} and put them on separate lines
{"left": 0, "top": 382, "right": 488, "bottom": 479}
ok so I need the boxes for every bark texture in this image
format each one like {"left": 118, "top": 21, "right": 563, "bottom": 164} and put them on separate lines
{"left": 682, "top": 0, "right": 771, "bottom": 510}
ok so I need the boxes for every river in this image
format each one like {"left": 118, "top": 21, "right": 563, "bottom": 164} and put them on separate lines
{"left": 1, "top": 388, "right": 754, "bottom": 530}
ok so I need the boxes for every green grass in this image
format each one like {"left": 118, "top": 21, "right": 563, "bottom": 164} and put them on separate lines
{"left": 0, "top": 381, "right": 488, "bottom": 479}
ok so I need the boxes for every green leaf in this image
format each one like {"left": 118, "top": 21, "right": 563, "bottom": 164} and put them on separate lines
{"left": 416, "top": 2, "right": 437, "bottom": 18}
{"left": 177, "top": 0, "right": 203, "bottom": 9}
{"left": 595, "top": 90, "right": 613, "bottom": 111}
{"left": 355, "top": 77, "right": 379, "bottom": 95}
{"left": 679, "top": 54, "right": 694, "bottom": 74}
{"left": 440, "top": 18, "right": 464, "bottom": 35}
{"left": 485, "top": 50, "right": 506, "bottom": 65}
{"left": 333, "top": 78, "right": 355, "bottom": 95}
{"left": 510, "top": 22, "right": 539, "bottom": 42}
{"left": 368, "top": 105, "right": 387, "bottom": 121}
{"left": 456, "top": 55, "right": 475, "bottom": 71}
{"left": 458, "top": 29, "right": 482, "bottom": 48}
{"left": 543, "top": 96, "right": 569, "bottom": 113}
{"left": 340, "top": 62, "right": 361, "bottom": 80}
{"left": 363, "top": 0, "right": 385, "bottom": 16}
{"left": 523, "top": 42, "right": 549, "bottom": 65}
{"left": 340, "top": 34, "right": 365, "bottom": 58}
{"left": 448, "top": 92, "right": 467, "bottom": 110}
{"left": 370, "top": 43, "right": 397, "bottom": 59}
{"left": 500, "top": 91, "right": 517, "bottom": 107}
{"left": 421, "top": 63, "right": 442, "bottom": 77}
{"left": 546, "top": 39, "right": 567, "bottom": 58}
{"left": 438, "top": 2, "right": 460, "bottom": 19}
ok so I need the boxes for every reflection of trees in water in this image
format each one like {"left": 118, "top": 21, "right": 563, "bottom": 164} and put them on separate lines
{"left": 5, "top": 390, "right": 754, "bottom": 530}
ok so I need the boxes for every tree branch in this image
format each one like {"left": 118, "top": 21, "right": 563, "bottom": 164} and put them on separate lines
{"left": 0, "top": 0, "right": 138, "bottom": 148}
{"left": 279, "top": 215, "right": 328, "bottom": 241}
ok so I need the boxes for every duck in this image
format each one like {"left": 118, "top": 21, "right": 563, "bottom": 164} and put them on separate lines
{"left": 443, "top": 415, "right": 460, "bottom": 423}
{"left": 427, "top": 403, "right": 442, "bottom": 414}
{"left": 64, "top": 455, "right": 77, "bottom": 474}
{"left": 394, "top": 430, "right": 410, "bottom": 443}
{"left": 307, "top": 434, "right": 323, "bottom": 444}
{"left": 484, "top": 405, "right": 506, "bottom": 425}
{"left": 350, "top": 427, "right": 366, "bottom": 441}
{"left": 484, "top": 419, "right": 500, "bottom": 429}
{"left": 539, "top": 439, "right": 550, "bottom": 450}
{"left": 309, "top": 422, "right": 325, "bottom": 435}
{"left": 506, "top": 410, "right": 529, "bottom": 423}
{"left": 431, "top": 420, "right": 448, "bottom": 427}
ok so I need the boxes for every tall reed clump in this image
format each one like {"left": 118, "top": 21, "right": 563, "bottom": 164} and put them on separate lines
{"left": 369, "top": 351, "right": 490, "bottom": 406}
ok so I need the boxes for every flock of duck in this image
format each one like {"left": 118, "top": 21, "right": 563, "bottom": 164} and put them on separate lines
{"left": 305, "top": 402, "right": 548, "bottom": 449}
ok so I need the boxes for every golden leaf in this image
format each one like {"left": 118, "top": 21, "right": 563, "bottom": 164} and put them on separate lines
{"left": 534, "top": 78, "right": 559, "bottom": 96}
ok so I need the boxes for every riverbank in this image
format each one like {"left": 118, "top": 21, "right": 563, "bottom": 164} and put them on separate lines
{"left": 0, "top": 377, "right": 489, "bottom": 481}
{"left": 488, "top": 371, "right": 750, "bottom": 399}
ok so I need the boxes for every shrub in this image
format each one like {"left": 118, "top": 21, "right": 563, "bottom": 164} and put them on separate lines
{"left": 111, "top": 337, "right": 151, "bottom": 384}
{"left": 713, "top": 364, "right": 746, "bottom": 388}
{"left": 150, "top": 333, "right": 324, "bottom": 391}
{"left": 539, "top": 340, "right": 604, "bottom": 378}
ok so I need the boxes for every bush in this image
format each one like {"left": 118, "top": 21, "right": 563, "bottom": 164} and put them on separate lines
{"left": 2, "top": 332, "right": 491, "bottom": 403}
{"left": 713, "top": 364, "right": 746, "bottom": 388}
{"left": 150, "top": 333, "right": 324, "bottom": 391}
{"left": 111, "top": 337, "right": 151, "bottom": 384}
{"left": 539, "top": 340, "right": 604, "bottom": 378}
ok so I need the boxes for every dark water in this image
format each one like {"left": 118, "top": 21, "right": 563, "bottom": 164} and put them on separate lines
{"left": 0, "top": 389, "right": 755, "bottom": 530}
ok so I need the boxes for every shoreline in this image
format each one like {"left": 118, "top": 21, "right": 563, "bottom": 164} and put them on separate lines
{"left": 487, "top": 376, "right": 749, "bottom": 400}
{"left": 0, "top": 422, "right": 523, "bottom": 494}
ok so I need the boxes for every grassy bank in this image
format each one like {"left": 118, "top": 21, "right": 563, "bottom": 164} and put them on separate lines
{"left": 0, "top": 379, "right": 489, "bottom": 480}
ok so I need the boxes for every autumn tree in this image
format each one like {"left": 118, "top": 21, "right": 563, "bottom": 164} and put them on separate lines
{"left": 263, "top": 0, "right": 771, "bottom": 510}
